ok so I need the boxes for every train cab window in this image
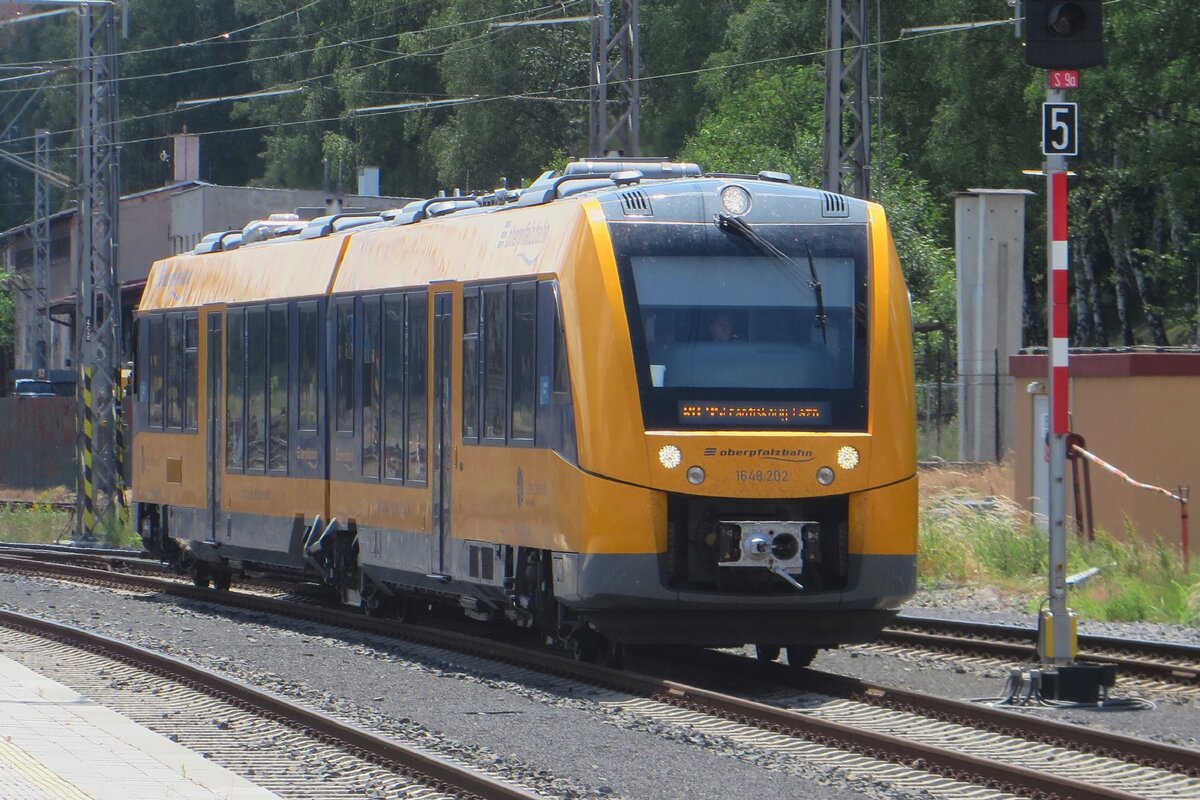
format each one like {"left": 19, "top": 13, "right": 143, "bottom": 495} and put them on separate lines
{"left": 245, "top": 307, "right": 267, "bottom": 472}
{"left": 405, "top": 292, "right": 428, "bottom": 483}
{"left": 361, "top": 296, "right": 381, "bottom": 479}
{"left": 482, "top": 285, "right": 507, "bottom": 442}
{"left": 184, "top": 314, "right": 198, "bottom": 430}
{"left": 461, "top": 290, "right": 481, "bottom": 442}
{"left": 382, "top": 294, "right": 406, "bottom": 481}
{"left": 297, "top": 302, "right": 319, "bottom": 432}
{"left": 267, "top": 305, "right": 288, "bottom": 473}
{"left": 335, "top": 299, "right": 355, "bottom": 433}
{"left": 147, "top": 315, "right": 164, "bottom": 428}
{"left": 510, "top": 282, "right": 536, "bottom": 443}
{"left": 613, "top": 222, "right": 869, "bottom": 430}
{"left": 165, "top": 315, "right": 184, "bottom": 429}
{"left": 225, "top": 308, "right": 245, "bottom": 471}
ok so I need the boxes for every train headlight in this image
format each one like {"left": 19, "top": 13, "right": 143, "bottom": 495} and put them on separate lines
{"left": 816, "top": 467, "right": 835, "bottom": 486}
{"left": 686, "top": 466, "right": 706, "bottom": 485}
{"left": 720, "top": 185, "right": 752, "bottom": 216}
{"left": 836, "top": 446, "right": 860, "bottom": 470}
{"left": 658, "top": 445, "right": 682, "bottom": 469}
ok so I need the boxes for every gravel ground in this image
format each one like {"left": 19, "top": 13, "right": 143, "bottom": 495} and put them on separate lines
{"left": 0, "top": 573, "right": 1196, "bottom": 800}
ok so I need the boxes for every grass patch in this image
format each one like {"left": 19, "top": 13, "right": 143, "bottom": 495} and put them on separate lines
{"left": 0, "top": 491, "right": 138, "bottom": 548}
{"left": 920, "top": 464, "right": 1198, "bottom": 626}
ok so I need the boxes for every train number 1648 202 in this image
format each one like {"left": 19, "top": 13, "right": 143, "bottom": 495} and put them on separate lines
{"left": 735, "top": 469, "right": 790, "bottom": 483}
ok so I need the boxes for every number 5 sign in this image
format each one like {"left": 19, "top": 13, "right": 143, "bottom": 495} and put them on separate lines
{"left": 1042, "top": 102, "right": 1078, "bottom": 157}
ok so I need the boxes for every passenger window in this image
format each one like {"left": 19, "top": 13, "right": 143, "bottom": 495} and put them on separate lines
{"left": 225, "top": 309, "right": 245, "bottom": 471}
{"left": 165, "top": 315, "right": 183, "bottom": 429}
{"left": 510, "top": 283, "right": 536, "bottom": 442}
{"left": 148, "top": 315, "right": 164, "bottom": 429}
{"left": 184, "top": 314, "right": 198, "bottom": 430}
{"left": 267, "top": 306, "right": 288, "bottom": 472}
{"left": 245, "top": 308, "right": 267, "bottom": 472}
{"left": 361, "top": 296, "right": 381, "bottom": 479}
{"left": 335, "top": 299, "right": 355, "bottom": 433}
{"left": 461, "top": 290, "right": 480, "bottom": 442}
{"left": 383, "top": 294, "right": 405, "bottom": 481}
{"left": 297, "top": 302, "right": 319, "bottom": 432}
{"left": 406, "top": 293, "right": 428, "bottom": 483}
{"left": 482, "top": 285, "right": 507, "bottom": 441}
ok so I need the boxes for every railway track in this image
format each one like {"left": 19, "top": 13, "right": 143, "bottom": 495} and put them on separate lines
{"left": 883, "top": 614, "right": 1200, "bottom": 689}
{"left": 0, "top": 607, "right": 540, "bottom": 800}
{"left": 3, "top": 543, "right": 1195, "bottom": 688}
{"left": 2, "top": 550, "right": 1198, "bottom": 798}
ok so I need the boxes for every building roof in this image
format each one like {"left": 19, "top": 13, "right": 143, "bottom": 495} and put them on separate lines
{"left": 0, "top": 181, "right": 206, "bottom": 243}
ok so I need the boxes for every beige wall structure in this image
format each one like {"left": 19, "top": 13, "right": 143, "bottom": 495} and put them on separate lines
{"left": 1011, "top": 350, "right": 1198, "bottom": 552}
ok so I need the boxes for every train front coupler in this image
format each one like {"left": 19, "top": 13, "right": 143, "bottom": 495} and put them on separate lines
{"left": 716, "top": 520, "right": 818, "bottom": 592}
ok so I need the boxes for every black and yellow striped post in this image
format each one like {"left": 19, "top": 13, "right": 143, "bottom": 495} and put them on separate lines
{"left": 113, "top": 370, "right": 129, "bottom": 531}
{"left": 82, "top": 367, "right": 96, "bottom": 540}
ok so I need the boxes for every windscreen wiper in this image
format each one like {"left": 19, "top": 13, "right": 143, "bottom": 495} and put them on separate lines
{"left": 715, "top": 213, "right": 827, "bottom": 343}
{"left": 804, "top": 241, "right": 828, "bottom": 344}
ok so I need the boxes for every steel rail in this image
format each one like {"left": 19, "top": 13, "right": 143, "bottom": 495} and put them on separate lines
{"left": 888, "top": 614, "right": 1200, "bottom": 685}
{"left": 1, "top": 555, "right": 1192, "bottom": 798}
{"left": 0, "top": 607, "right": 541, "bottom": 800}
{"left": 6, "top": 545, "right": 1194, "bottom": 683}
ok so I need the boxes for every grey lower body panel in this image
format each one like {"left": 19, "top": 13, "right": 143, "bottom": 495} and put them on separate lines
{"left": 554, "top": 551, "right": 915, "bottom": 646}
{"left": 169, "top": 506, "right": 309, "bottom": 571}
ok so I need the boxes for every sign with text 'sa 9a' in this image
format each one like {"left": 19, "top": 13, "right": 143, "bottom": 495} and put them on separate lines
{"left": 1042, "top": 102, "right": 1078, "bottom": 157}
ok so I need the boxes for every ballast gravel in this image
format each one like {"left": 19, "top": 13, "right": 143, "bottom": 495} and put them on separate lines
{"left": 1, "top": 573, "right": 1196, "bottom": 799}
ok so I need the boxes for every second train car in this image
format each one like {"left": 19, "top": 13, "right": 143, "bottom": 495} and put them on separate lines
{"left": 132, "top": 158, "right": 917, "bottom": 666}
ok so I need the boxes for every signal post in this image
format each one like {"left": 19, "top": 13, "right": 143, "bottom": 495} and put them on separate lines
{"left": 1024, "top": 1, "right": 1106, "bottom": 690}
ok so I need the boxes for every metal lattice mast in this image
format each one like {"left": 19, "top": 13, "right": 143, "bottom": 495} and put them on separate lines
{"left": 75, "top": 1, "right": 124, "bottom": 540}
{"left": 588, "top": 0, "right": 641, "bottom": 157}
{"left": 823, "top": 0, "right": 871, "bottom": 199}
{"left": 33, "top": 129, "right": 50, "bottom": 376}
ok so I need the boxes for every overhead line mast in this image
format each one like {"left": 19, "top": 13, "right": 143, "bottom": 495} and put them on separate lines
{"left": 75, "top": 0, "right": 125, "bottom": 541}
{"left": 589, "top": 0, "right": 640, "bottom": 157}
{"left": 824, "top": 0, "right": 871, "bottom": 199}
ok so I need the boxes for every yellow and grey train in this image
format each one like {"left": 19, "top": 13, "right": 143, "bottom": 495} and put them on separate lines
{"left": 132, "top": 158, "right": 917, "bottom": 665}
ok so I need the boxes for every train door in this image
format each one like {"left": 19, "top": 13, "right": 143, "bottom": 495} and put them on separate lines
{"left": 431, "top": 291, "right": 454, "bottom": 576}
{"left": 206, "top": 309, "right": 223, "bottom": 538}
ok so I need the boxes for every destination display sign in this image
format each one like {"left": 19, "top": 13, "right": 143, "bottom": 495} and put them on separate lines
{"left": 679, "top": 400, "right": 831, "bottom": 426}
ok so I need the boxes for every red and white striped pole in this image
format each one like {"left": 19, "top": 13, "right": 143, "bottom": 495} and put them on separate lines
{"left": 1044, "top": 83, "right": 1073, "bottom": 666}
{"left": 1050, "top": 170, "right": 1070, "bottom": 436}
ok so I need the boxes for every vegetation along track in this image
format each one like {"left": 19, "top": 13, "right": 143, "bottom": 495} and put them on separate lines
{"left": 3, "top": 550, "right": 1199, "bottom": 798}
{"left": 0, "top": 607, "right": 540, "bottom": 800}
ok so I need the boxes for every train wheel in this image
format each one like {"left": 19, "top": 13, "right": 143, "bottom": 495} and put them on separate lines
{"left": 755, "top": 644, "right": 781, "bottom": 663}
{"left": 212, "top": 570, "right": 232, "bottom": 592}
{"left": 785, "top": 645, "right": 818, "bottom": 669}
{"left": 191, "top": 568, "right": 210, "bottom": 589}
{"left": 571, "top": 632, "right": 624, "bottom": 669}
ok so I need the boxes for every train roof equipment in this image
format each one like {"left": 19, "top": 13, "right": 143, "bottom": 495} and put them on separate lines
{"left": 180, "top": 159, "right": 832, "bottom": 258}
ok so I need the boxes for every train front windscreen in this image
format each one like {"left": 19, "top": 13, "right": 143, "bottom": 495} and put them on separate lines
{"left": 612, "top": 222, "right": 870, "bottom": 431}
